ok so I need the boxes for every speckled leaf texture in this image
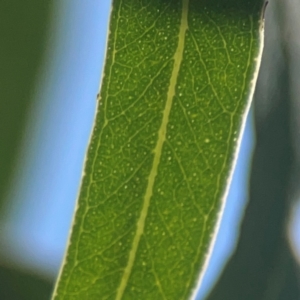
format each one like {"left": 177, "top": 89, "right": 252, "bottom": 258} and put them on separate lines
{"left": 53, "top": 0, "right": 264, "bottom": 299}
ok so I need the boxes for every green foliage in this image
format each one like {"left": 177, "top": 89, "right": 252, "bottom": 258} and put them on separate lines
{"left": 207, "top": 2, "right": 300, "bottom": 298}
{"left": 0, "top": 264, "right": 52, "bottom": 300}
{"left": 0, "top": 1, "right": 54, "bottom": 299}
{"left": 2, "top": 1, "right": 299, "bottom": 300}
{"left": 53, "top": 0, "right": 264, "bottom": 298}
{"left": 0, "top": 0, "right": 52, "bottom": 211}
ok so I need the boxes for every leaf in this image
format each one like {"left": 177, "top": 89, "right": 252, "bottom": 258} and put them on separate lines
{"left": 206, "top": 1, "right": 300, "bottom": 299}
{"left": 52, "top": 0, "right": 264, "bottom": 299}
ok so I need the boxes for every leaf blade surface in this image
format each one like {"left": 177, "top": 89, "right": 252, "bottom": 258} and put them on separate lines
{"left": 53, "top": 0, "right": 264, "bottom": 299}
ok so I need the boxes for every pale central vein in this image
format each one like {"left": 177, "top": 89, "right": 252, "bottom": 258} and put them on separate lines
{"left": 115, "top": 1, "right": 189, "bottom": 299}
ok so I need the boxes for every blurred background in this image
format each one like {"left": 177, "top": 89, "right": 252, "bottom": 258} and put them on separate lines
{"left": 0, "top": 1, "right": 299, "bottom": 299}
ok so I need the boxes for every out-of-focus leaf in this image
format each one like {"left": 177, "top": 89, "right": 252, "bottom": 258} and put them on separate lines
{"left": 0, "top": 0, "right": 52, "bottom": 210}
{"left": 0, "top": 263, "right": 53, "bottom": 300}
{"left": 0, "top": 1, "right": 54, "bottom": 299}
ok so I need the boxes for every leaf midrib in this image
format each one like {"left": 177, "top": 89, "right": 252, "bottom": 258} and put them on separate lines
{"left": 115, "top": 0, "right": 189, "bottom": 298}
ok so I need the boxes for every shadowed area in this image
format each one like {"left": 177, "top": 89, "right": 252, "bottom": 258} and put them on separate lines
{"left": 0, "top": 1, "right": 54, "bottom": 299}
{"left": 0, "top": 1, "right": 52, "bottom": 210}
{"left": 0, "top": 263, "right": 53, "bottom": 300}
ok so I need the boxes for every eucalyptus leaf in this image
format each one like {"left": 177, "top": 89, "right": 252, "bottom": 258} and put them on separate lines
{"left": 206, "top": 1, "right": 300, "bottom": 299}
{"left": 52, "top": 0, "right": 265, "bottom": 298}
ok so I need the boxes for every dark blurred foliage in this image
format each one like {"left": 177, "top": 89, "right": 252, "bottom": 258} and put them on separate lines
{"left": 0, "top": 1, "right": 54, "bottom": 299}
{"left": 0, "top": 1, "right": 51, "bottom": 209}
{"left": 0, "top": 263, "right": 52, "bottom": 300}
{"left": 206, "top": 0, "right": 300, "bottom": 299}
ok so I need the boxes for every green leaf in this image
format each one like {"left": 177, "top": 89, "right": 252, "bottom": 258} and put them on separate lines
{"left": 53, "top": 0, "right": 264, "bottom": 299}
{"left": 206, "top": 1, "right": 300, "bottom": 298}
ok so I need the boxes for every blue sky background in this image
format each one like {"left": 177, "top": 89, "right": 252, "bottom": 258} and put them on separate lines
{"left": 2, "top": 1, "right": 299, "bottom": 299}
